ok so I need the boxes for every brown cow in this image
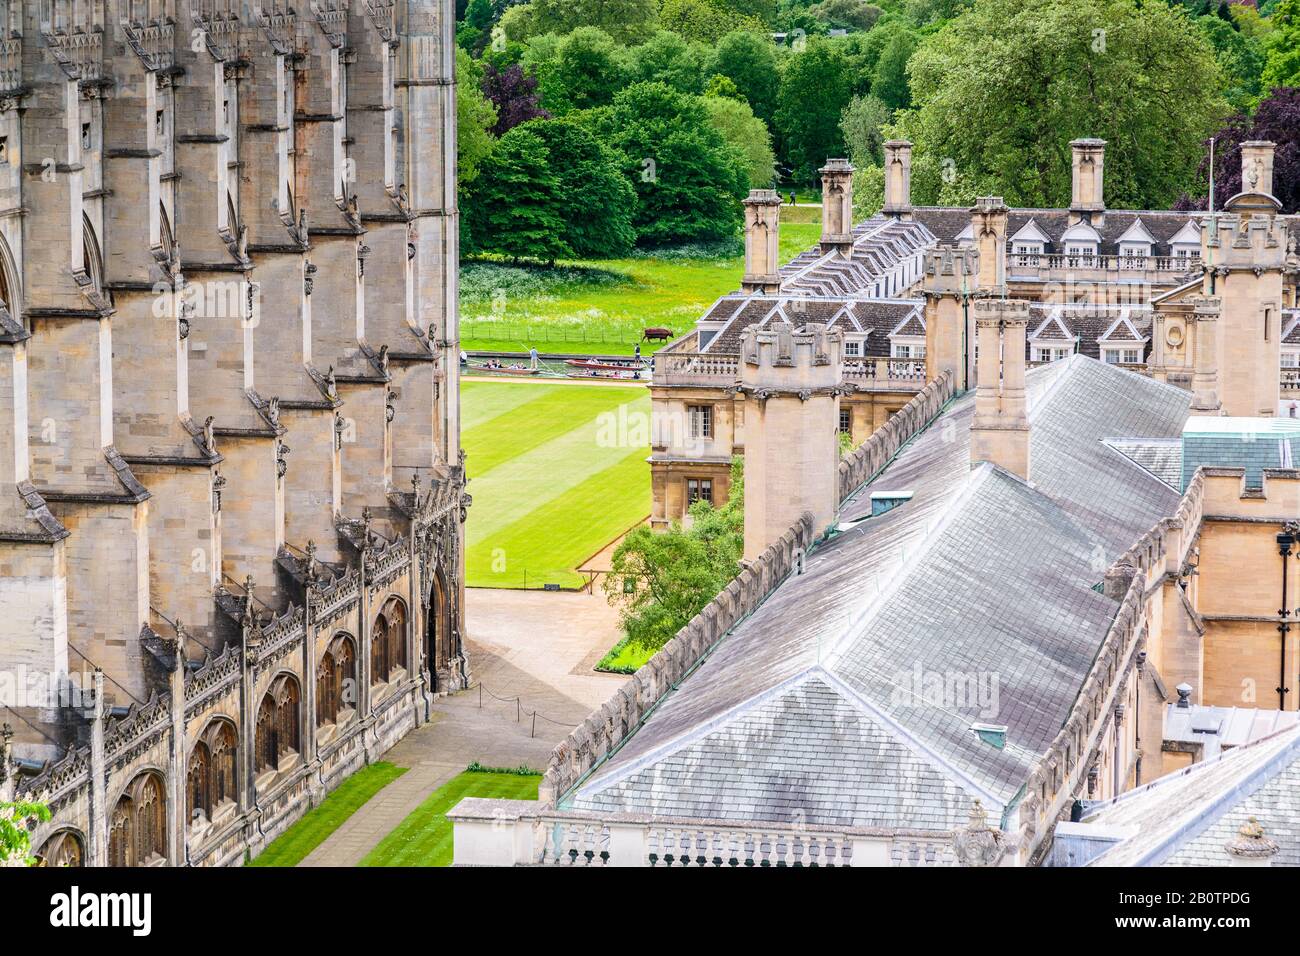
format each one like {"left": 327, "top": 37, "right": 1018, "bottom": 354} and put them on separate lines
{"left": 642, "top": 327, "right": 674, "bottom": 342}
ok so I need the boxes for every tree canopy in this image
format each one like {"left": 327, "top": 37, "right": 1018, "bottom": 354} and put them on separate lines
{"left": 896, "top": 0, "right": 1230, "bottom": 209}
{"left": 704, "top": 94, "right": 778, "bottom": 187}
{"left": 584, "top": 81, "right": 750, "bottom": 245}
{"left": 775, "top": 38, "right": 855, "bottom": 182}
{"left": 603, "top": 459, "right": 745, "bottom": 653}
{"left": 463, "top": 126, "right": 572, "bottom": 263}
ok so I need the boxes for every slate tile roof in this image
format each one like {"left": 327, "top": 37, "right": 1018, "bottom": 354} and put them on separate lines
{"left": 701, "top": 295, "right": 921, "bottom": 357}
{"left": 1081, "top": 723, "right": 1300, "bottom": 867}
{"left": 569, "top": 357, "right": 1192, "bottom": 831}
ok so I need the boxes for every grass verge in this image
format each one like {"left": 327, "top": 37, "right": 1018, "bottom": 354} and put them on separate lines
{"left": 359, "top": 769, "right": 541, "bottom": 867}
{"left": 247, "top": 761, "right": 408, "bottom": 867}
{"left": 460, "top": 223, "right": 821, "bottom": 355}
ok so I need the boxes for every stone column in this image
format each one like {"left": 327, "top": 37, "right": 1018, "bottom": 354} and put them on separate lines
{"left": 819, "top": 158, "right": 854, "bottom": 257}
{"left": 1069, "top": 138, "right": 1106, "bottom": 226}
{"left": 1190, "top": 295, "right": 1222, "bottom": 413}
{"left": 739, "top": 324, "right": 844, "bottom": 561}
{"left": 741, "top": 189, "right": 782, "bottom": 295}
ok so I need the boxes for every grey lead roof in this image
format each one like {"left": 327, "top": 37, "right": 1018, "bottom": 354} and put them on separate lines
{"left": 568, "top": 357, "right": 1192, "bottom": 831}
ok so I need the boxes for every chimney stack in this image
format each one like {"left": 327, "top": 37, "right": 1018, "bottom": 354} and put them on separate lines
{"left": 1240, "top": 141, "right": 1276, "bottom": 200}
{"left": 739, "top": 323, "right": 844, "bottom": 561}
{"left": 970, "top": 196, "right": 1009, "bottom": 293}
{"left": 1069, "top": 138, "right": 1106, "bottom": 225}
{"left": 882, "top": 140, "right": 913, "bottom": 218}
{"left": 970, "top": 299, "right": 1031, "bottom": 479}
{"left": 922, "top": 244, "right": 979, "bottom": 390}
{"left": 741, "top": 189, "right": 783, "bottom": 295}
{"left": 819, "top": 158, "right": 855, "bottom": 257}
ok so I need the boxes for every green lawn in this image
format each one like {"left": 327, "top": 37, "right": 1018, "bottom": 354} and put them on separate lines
{"left": 462, "top": 380, "right": 651, "bottom": 589}
{"left": 460, "top": 222, "right": 821, "bottom": 356}
{"left": 595, "top": 634, "right": 657, "bottom": 674}
{"left": 359, "top": 769, "right": 541, "bottom": 867}
{"left": 247, "top": 761, "right": 408, "bottom": 867}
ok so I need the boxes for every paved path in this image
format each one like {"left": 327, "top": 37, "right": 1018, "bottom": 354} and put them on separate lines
{"left": 299, "top": 588, "right": 627, "bottom": 866}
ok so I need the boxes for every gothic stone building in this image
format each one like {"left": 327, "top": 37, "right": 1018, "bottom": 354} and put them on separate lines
{"left": 0, "top": 1, "right": 467, "bottom": 867}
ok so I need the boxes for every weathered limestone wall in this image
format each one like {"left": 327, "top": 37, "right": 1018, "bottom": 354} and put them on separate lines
{"left": 1, "top": 1, "right": 469, "bottom": 867}
{"left": 739, "top": 324, "right": 843, "bottom": 561}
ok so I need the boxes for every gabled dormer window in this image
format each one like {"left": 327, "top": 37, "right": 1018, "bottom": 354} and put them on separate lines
{"left": 1061, "top": 222, "right": 1101, "bottom": 266}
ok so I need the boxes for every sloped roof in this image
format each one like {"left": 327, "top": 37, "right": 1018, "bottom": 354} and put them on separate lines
{"left": 1082, "top": 724, "right": 1300, "bottom": 867}
{"left": 700, "top": 295, "right": 921, "bottom": 357}
{"left": 568, "top": 357, "right": 1191, "bottom": 830}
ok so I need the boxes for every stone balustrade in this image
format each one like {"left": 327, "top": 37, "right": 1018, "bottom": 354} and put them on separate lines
{"left": 842, "top": 357, "right": 928, "bottom": 391}
{"left": 652, "top": 350, "right": 740, "bottom": 387}
{"left": 447, "top": 800, "right": 958, "bottom": 867}
{"left": 1009, "top": 253, "right": 1201, "bottom": 279}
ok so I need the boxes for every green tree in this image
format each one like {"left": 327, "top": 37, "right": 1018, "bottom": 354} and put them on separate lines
{"left": 539, "top": 27, "right": 629, "bottom": 113}
{"left": 808, "top": 0, "right": 883, "bottom": 31}
{"left": 457, "top": 0, "right": 497, "bottom": 52}
{"left": 525, "top": 119, "right": 639, "bottom": 257}
{"left": 841, "top": 93, "right": 891, "bottom": 166}
{"left": 775, "top": 37, "right": 855, "bottom": 181}
{"left": 585, "top": 82, "right": 750, "bottom": 245}
{"left": 513, "top": 0, "right": 660, "bottom": 44}
{"left": 464, "top": 127, "right": 572, "bottom": 263}
{"left": 1, "top": 800, "right": 50, "bottom": 867}
{"left": 868, "top": 21, "right": 920, "bottom": 110}
{"left": 704, "top": 94, "right": 778, "bottom": 187}
{"left": 1197, "top": 14, "right": 1265, "bottom": 111}
{"left": 705, "top": 30, "right": 782, "bottom": 125}
{"left": 705, "top": 73, "right": 746, "bottom": 100}
{"left": 1261, "top": 0, "right": 1300, "bottom": 90}
{"left": 661, "top": 0, "right": 769, "bottom": 44}
{"left": 626, "top": 31, "right": 708, "bottom": 94}
{"left": 897, "top": 0, "right": 1229, "bottom": 210}
{"left": 457, "top": 48, "right": 499, "bottom": 191}
{"left": 603, "top": 459, "right": 745, "bottom": 654}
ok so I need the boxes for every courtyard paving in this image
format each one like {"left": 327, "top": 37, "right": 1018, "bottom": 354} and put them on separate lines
{"left": 298, "top": 587, "right": 628, "bottom": 866}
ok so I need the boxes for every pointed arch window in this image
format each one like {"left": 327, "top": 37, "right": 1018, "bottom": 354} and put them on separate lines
{"left": 188, "top": 719, "right": 237, "bottom": 823}
{"left": 107, "top": 772, "right": 167, "bottom": 867}
{"left": 317, "top": 633, "right": 356, "bottom": 726}
{"left": 255, "top": 674, "right": 301, "bottom": 773}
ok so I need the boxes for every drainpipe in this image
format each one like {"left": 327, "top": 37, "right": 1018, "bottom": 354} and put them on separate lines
{"left": 1277, "top": 527, "right": 1294, "bottom": 710}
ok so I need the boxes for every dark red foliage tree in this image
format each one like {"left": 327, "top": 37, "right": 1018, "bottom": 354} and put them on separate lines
{"left": 1176, "top": 86, "right": 1300, "bottom": 214}
{"left": 482, "top": 63, "right": 551, "bottom": 137}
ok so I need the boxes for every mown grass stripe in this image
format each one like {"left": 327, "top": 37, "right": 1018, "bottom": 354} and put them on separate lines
{"left": 359, "top": 770, "right": 540, "bottom": 867}
{"left": 247, "top": 761, "right": 408, "bottom": 867}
